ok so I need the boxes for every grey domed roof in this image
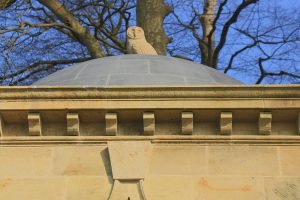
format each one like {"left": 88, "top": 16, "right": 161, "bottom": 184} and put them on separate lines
{"left": 33, "top": 55, "right": 242, "bottom": 86}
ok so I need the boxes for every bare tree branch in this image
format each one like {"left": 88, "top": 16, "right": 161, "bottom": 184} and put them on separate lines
{"left": 37, "top": 0, "right": 105, "bottom": 58}
{"left": 0, "top": 57, "right": 91, "bottom": 84}
{"left": 212, "top": 0, "right": 258, "bottom": 68}
{"left": 256, "top": 57, "right": 300, "bottom": 84}
{"left": 0, "top": 0, "right": 16, "bottom": 9}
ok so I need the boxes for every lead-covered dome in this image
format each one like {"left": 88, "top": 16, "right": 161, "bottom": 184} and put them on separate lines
{"left": 33, "top": 55, "right": 242, "bottom": 86}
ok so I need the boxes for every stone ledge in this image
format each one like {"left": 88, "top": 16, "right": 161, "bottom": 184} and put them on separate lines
{"left": 0, "top": 85, "right": 300, "bottom": 99}
{"left": 1, "top": 135, "right": 300, "bottom": 146}
{"left": 1, "top": 99, "right": 299, "bottom": 110}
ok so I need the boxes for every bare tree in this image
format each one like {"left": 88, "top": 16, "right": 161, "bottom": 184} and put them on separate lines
{"left": 167, "top": 0, "right": 300, "bottom": 83}
{"left": 0, "top": 0, "right": 134, "bottom": 85}
{"left": 170, "top": 0, "right": 258, "bottom": 68}
{"left": 36, "top": 0, "right": 105, "bottom": 58}
{"left": 137, "top": 0, "right": 172, "bottom": 55}
{"left": 0, "top": 0, "right": 299, "bottom": 85}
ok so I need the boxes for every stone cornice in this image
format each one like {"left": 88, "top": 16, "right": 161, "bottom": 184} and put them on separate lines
{"left": 0, "top": 85, "right": 299, "bottom": 110}
{"left": 1, "top": 135, "right": 300, "bottom": 146}
{"left": 0, "top": 85, "right": 299, "bottom": 142}
{"left": 0, "top": 85, "right": 299, "bottom": 99}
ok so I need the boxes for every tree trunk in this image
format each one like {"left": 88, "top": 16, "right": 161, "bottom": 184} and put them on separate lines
{"left": 0, "top": 0, "right": 16, "bottom": 9}
{"left": 37, "top": 0, "right": 105, "bottom": 58}
{"left": 136, "top": 0, "right": 171, "bottom": 55}
{"left": 199, "top": 0, "right": 217, "bottom": 67}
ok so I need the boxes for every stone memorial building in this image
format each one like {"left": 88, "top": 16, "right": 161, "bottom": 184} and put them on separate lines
{"left": 0, "top": 55, "right": 299, "bottom": 199}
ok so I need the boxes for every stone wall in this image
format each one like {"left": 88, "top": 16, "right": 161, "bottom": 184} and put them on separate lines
{"left": 0, "top": 85, "right": 299, "bottom": 199}
{"left": 0, "top": 144, "right": 299, "bottom": 200}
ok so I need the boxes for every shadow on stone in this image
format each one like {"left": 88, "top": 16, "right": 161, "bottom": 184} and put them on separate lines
{"left": 100, "top": 147, "right": 113, "bottom": 183}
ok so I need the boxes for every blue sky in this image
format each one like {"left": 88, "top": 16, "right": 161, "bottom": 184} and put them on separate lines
{"left": 276, "top": 0, "right": 300, "bottom": 7}
{"left": 0, "top": 0, "right": 299, "bottom": 85}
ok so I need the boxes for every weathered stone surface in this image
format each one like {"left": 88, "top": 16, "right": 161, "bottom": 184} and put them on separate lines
{"left": 181, "top": 111, "right": 193, "bottom": 135}
{"left": 194, "top": 177, "right": 264, "bottom": 200}
{"left": 67, "top": 113, "right": 80, "bottom": 136}
{"left": 106, "top": 113, "right": 117, "bottom": 136}
{"left": 279, "top": 146, "right": 300, "bottom": 176}
{"left": 66, "top": 177, "right": 112, "bottom": 200}
{"left": 264, "top": 177, "right": 300, "bottom": 200}
{"left": 0, "top": 76, "right": 300, "bottom": 200}
{"left": 208, "top": 146, "right": 279, "bottom": 176}
{"left": 52, "top": 146, "right": 110, "bottom": 176}
{"left": 296, "top": 112, "right": 300, "bottom": 135}
{"left": 0, "top": 114, "right": 3, "bottom": 137}
{"left": 144, "top": 175, "right": 193, "bottom": 199}
{"left": 0, "top": 143, "right": 300, "bottom": 199}
{"left": 0, "top": 178, "right": 65, "bottom": 200}
{"left": 149, "top": 146, "right": 207, "bottom": 175}
{"left": 220, "top": 112, "right": 232, "bottom": 135}
{"left": 28, "top": 113, "right": 42, "bottom": 136}
{"left": 108, "top": 180, "right": 145, "bottom": 200}
{"left": 143, "top": 112, "right": 155, "bottom": 135}
{"left": 0, "top": 147, "right": 52, "bottom": 176}
{"left": 259, "top": 112, "right": 272, "bottom": 135}
{"left": 1, "top": 86, "right": 300, "bottom": 114}
{"left": 108, "top": 141, "right": 151, "bottom": 180}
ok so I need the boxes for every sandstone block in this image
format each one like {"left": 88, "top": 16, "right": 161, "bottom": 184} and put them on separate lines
{"left": 149, "top": 146, "right": 207, "bottom": 175}
{"left": 108, "top": 141, "right": 151, "bottom": 180}
{"left": 52, "top": 146, "right": 109, "bottom": 176}
{"left": 264, "top": 177, "right": 300, "bottom": 200}
{"left": 0, "top": 114, "right": 4, "bottom": 137}
{"left": 144, "top": 175, "right": 193, "bottom": 200}
{"left": 0, "top": 178, "right": 65, "bottom": 200}
{"left": 194, "top": 177, "right": 264, "bottom": 200}
{"left": 67, "top": 113, "right": 80, "bottom": 136}
{"left": 259, "top": 112, "right": 272, "bottom": 135}
{"left": 106, "top": 113, "right": 117, "bottom": 136}
{"left": 208, "top": 146, "right": 279, "bottom": 176}
{"left": 66, "top": 177, "right": 112, "bottom": 200}
{"left": 279, "top": 146, "right": 300, "bottom": 176}
{"left": 143, "top": 112, "right": 155, "bottom": 135}
{"left": 182, "top": 111, "right": 193, "bottom": 135}
{"left": 0, "top": 147, "right": 52, "bottom": 176}
{"left": 220, "top": 112, "right": 232, "bottom": 135}
{"left": 28, "top": 113, "right": 42, "bottom": 136}
{"left": 297, "top": 112, "right": 300, "bottom": 135}
{"left": 108, "top": 180, "right": 145, "bottom": 200}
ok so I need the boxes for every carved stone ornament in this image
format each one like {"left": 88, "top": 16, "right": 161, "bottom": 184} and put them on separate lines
{"left": 127, "top": 26, "right": 158, "bottom": 55}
